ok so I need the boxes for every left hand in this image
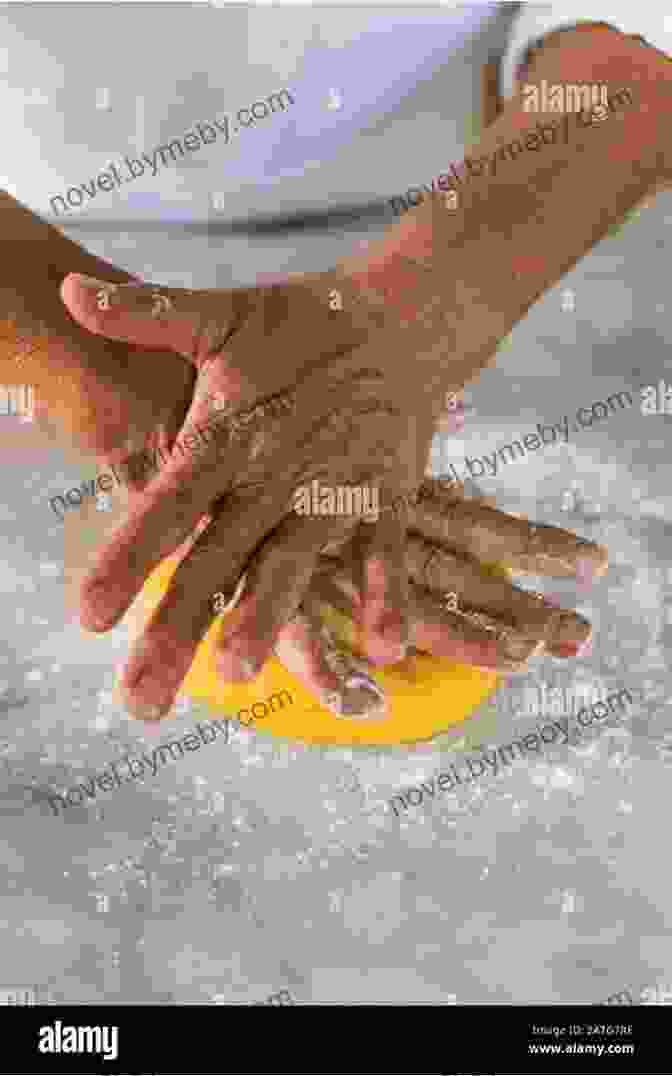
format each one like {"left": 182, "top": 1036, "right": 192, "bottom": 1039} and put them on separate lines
{"left": 60, "top": 265, "right": 476, "bottom": 719}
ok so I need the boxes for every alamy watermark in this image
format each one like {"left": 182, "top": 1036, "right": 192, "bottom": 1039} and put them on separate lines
{"left": 389, "top": 86, "right": 633, "bottom": 215}
{"left": 523, "top": 80, "right": 608, "bottom": 114}
{"left": 390, "top": 686, "right": 633, "bottom": 817}
{"left": 38, "top": 1022, "right": 118, "bottom": 1062}
{"left": 292, "top": 479, "right": 379, "bottom": 521}
{"left": 0, "top": 383, "right": 34, "bottom": 420}
{"left": 641, "top": 379, "right": 672, "bottom": 415}
{"left": 0, "top": 984, "right": 48, "bottom": 1005}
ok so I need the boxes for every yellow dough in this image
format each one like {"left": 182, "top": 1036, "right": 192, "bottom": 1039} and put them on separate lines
{"left": 132, "top": 556, "right": 501, "bottom": 747}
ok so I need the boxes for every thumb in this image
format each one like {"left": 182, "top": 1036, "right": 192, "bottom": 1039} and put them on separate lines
{"left": 60, "top": 274, "right": 244, "bottom": 367}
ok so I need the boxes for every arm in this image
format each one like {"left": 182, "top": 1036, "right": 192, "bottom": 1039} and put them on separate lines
{"left": 55, "top": 22, "right": 663, "bottom": 718}
{"left": 340, "top": 24, "right": 672, "bottom": 400}
{"left": 0, "top": 191, "right": 192, "bottom": 450}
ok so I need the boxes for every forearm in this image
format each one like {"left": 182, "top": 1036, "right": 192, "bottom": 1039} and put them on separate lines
{"left": 0, "top": 191, "right": 187, "bottom": 445}
{"left": 341, "top": 25, "right": 672, "bottom": 403}
{"left": 0, "top": 190, "right": 134, "bottom": 350}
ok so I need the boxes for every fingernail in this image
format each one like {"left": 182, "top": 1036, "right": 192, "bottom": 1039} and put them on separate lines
{"left": 500, "top": 635, "right": 543, "bottom": 664}
{"left": 576, "top": 545, "right": 609, "bottom": 580}
{"left": 75, "top": 274, "right": 111, "bottom": 290}
{"left": 126, "top": 699, "right": 169, "bottom": 722}
{"left": 318, "top": 630, "right": 388, "bottom": 717}
{"left": 81, "top": 607, "right": 118, "bottom": 633}
{"left": 546, "top": 610, "right": 591, "bottom": 652}
{"left": 128, "top": 669, "right": 176, "bottom": 713}
{"left": 80, "top": 616, "right": 110, "bottom": 634}
{"left": 216, "top": 644, "right": 263, "bottom": 682}
{"left": 320, "top": 674, "right": 386, "bottom": 719}
{"left": 576, "top": 557, "right": 596, "bottom": 587}
{"left": 81, "top": 579, "right": 120, "bottom": 631}
{"left": 550, "top": 643, "right": 579, "bottom": 658}
{"left": 341, "top": 673, "right": 387, "bottom": 717}
{"left": 575, "top": 634, "right": 594, "bottom": 657}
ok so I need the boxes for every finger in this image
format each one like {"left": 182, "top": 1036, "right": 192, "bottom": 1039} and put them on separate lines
{"left": 408, "top": 483, "right": 609, "bottom": 579}
{"left": 215, "top": 514, "right": 357, "bottom": 681}
{"left": 60, "top": 271, "right": 369, "bottom": 399}
{"left": 273, "top": 603, "right": 386, "bottom": 719}
{"left": 310, "top": 567, "right": 543, "bottom": 673}
{"left": 354, "top": 495, "right": 409, "bottom": 665}
{"left": 313, "top": 526, "right": 592, "bottom": 662}
{"left": 61, "top": 276, "right": 258, "bottom": 503}
{"left": 116, "top": 491, "right": 293, "bottom": 719}
{"left": 409, "top": 586, "right": 544, "bottom": 671}
{"left": 403, "top": 534, "right": 592, "bottom": 657}
{"left": 110, "top": 429, "right": 188, "bottom": 501}
{"left": 60, "top": 274, "right": 248, "bottom": 372}
{"left": 118, "top": 504, "right": 357, "bottom": 719}
{"left": 78, "top": 378, "right": 298, "bottom": 632}
{"left": 79, "top": 448, "right": 229, "bottom": 633}
{"left": 79, "top": 357, "right": 379, "bottom": 632}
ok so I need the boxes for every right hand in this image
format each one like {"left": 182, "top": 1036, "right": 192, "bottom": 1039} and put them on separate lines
{"left": 274, "top": 476, "right": 607, "bottom": 718}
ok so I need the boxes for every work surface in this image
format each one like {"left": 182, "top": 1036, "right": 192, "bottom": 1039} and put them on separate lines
{"left": 1, "top": 199, "right": 671, "bottom": 1006}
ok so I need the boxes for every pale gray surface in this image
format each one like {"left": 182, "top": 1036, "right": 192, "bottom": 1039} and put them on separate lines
{"left": 1, "top": 4, "right": 672, "bottom": 1011}
{"left": 3, "top": 204, "right": 671, "bottom": 1008}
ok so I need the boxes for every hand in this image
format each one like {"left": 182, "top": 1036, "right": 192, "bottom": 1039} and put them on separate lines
{"left": 60, "top": 266, "right": 460, "bottom": 719}
{"left": 0, "top": 190, "right": 195, "bottom": 467}
{"left": 272, "top": 478, "right": 608, "bottom": 718}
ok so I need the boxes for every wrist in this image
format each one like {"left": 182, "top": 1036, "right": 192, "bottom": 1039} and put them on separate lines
{"left": 317, "top": 259, "right": 461, "bottom": 455}
{"left": 336, "top": 224, "right": 444, "bottom": 328}
{"left": 334, "top": 225, "right": 498, "bottom": 418}
{"left": 0, "top": 192, "right": 133, "bottom": 333}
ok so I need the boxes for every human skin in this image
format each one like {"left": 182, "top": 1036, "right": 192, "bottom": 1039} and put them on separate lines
{"left": 0, "top": 193, "right": 600, "bottom": 720}
{"left": 0, "top": 199, "right": 562, "bottom": 722}
{"left": 58, "top": 23, "right": 672, "bottom": 718}
{"left": 0, "top": 23, "right": 667, "bottom": 720}
{"left": 283, "top": 475, "right": 607, "bottom": 718}
{"left": 0, "top": 190, "right": 195, "bottom": 458}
